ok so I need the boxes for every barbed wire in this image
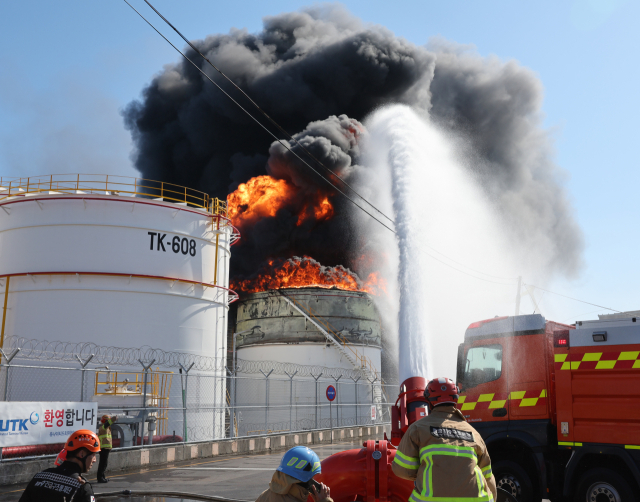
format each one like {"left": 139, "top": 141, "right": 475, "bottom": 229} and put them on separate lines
{"left": 3, "top": 336, "right": 226, "bottom": 371}
{"left": 2, "top": 336, "right": 386, "bottom": 381}
{"left": 235, "top": 359, "right": 370, "bottom": 380}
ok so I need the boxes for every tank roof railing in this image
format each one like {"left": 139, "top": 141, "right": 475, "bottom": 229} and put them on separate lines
{"left": 0, "top": 173, "right": 228, "bottom": 218}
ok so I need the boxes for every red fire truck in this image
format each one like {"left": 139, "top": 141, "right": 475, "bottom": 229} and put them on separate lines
{"left": 456, "top": 313, "right": 640, "bottom": 502}
{"left": 317, "top": 313, "right": 640, "bottom": 502}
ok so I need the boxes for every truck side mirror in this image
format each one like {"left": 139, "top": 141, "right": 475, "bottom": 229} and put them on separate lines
{"left": 456, "top": 343, "right": 466, "bottom": 388}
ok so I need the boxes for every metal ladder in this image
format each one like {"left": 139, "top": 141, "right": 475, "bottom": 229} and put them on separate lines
{"left": 277, "top": 290, "right": 384, "bottom": 418}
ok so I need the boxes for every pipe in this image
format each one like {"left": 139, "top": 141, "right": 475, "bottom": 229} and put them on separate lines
{"left": 1, "top": 276, "right": 9, "bottom": 349}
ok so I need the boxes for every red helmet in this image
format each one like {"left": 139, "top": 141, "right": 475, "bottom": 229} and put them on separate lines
{"left": 424, "top": 377, "right": 460, "bottom": 407}
{"left": 64, "top": 429, "right": 101, "bottom": 453}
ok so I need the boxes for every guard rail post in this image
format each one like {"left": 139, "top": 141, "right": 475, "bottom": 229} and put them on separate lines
{"left": 75, "top": 354, "right": 94, "bottom": 402}
{"left": 368, "top": 376, "right": 378, "bottom": 424}
{"left": 312, "top": 373, "right": 323, "bottom": 429}
{"left": 332, "top": 375, "right": 342, "bottom": 427}
{"left": 284, "top": 370, "right": 297, "bottom": 432}
{"left": 0, "top": 348, "right": 20, "bottom": 402}
{"left": 179, "top": 362, "right": 194, "bottom": 442}
{"left": 259, "top": 369, "right": 273, "bottom": 435}
{"left": 350, "top": 376, "right": 361, "bottom": 425}
{"left": 139, "top": 359, "right": 156, "bottom": 444}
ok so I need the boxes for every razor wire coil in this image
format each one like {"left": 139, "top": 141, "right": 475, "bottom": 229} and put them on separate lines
{"left": 2, "top": 336, "right": 384, "bottom": 381}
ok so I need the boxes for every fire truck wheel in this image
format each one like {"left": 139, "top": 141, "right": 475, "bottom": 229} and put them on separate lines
{"left": 492, "top": 460, "right": 533, "bottom": 502}
{"left": 574, "top": 468, "right": 637, "bottom": 502}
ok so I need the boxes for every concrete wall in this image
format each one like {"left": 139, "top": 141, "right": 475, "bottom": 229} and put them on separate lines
{"left": 0, "top": 424, "right": 390, "bottom": 486}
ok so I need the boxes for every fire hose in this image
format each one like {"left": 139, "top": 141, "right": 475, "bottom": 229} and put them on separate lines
{"left": 95, "top": 486, "right": 516, "bottom": 502}
{"left": 95, "top": 490, "right": 249, "bottom": 501}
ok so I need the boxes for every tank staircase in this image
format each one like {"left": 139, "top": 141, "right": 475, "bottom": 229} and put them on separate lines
{"left": 276, "top": 290, "right": 384, "bottom": 418}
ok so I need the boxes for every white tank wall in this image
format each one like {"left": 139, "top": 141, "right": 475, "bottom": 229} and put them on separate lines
{"left": 237, "top": 343, "right": 381, "bottom": 371}
{"left": 235, "top": 343, "right": 381, "bottom": 434}
{"left": 0, "top": 193, "right": 233, "bottom": 440}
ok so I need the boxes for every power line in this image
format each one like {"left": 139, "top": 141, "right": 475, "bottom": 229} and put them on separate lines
{"left": 122, "top": 1, "right": 598, "bottom": 295}
{"left": 141, "top": 0, "right": 395, "bottom": 225}
{"left": 416, "top": 251, "right": 517, "bottom": 285}
{"left": 122, "top": 0, "right": 397, "bottom": 235}
{"left": 524, "top": 284, "right": 622, "bottom": 313}
{"left": 560, "top": 308, "right": 604, "bottom": 323}
{"left": 123, "top": 0, "right": 526, "bottom": 287}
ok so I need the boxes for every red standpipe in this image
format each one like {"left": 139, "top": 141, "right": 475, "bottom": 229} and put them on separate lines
{"left": 314, "top": 377, "right": 429, "bottom": 502}
{"left": 315, "top": 440, "right": 412, "bottom": 502}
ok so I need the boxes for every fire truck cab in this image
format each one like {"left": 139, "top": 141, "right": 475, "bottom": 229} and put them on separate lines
{"left": 456, "top": 313, "right": 640, "bottom": 502}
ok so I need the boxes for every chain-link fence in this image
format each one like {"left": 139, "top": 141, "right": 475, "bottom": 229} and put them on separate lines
{"left": 0, "top": 357, "right": 395, "bottom": 461}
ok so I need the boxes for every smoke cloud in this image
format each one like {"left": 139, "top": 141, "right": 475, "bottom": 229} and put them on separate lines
{"left": 124, "top": 6, "right": 582, "bottom": 280}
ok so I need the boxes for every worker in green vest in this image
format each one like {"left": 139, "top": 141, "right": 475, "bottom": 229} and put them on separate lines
{"left": 97, "top": 414, "right": 117, "bottom": 483}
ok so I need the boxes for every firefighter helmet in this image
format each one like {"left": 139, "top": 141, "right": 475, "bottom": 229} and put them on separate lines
{"left": 424, "top": 377, "right": 460, "bottom": 406}
{"left": 277, "top": 446, "right": 321, "bottom": 482}
{"left": 64, "top": 429, "right": 101, "bottom": 453}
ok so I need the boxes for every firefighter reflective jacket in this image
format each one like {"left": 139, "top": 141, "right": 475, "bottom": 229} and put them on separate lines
{"left": 391, "top": 404, "right": 497, "bottom": 502}
{"left": 255, "top": 471, "right": 333, "bottom": 502}
{"left": 18, "top": 461, "right": 95, "bottom": 502}
{"left": 98, "top": 417, "right": 114, "bottom": 449}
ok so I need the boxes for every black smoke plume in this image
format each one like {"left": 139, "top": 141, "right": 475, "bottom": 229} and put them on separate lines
{"left": 124, "top": 5, "right": 583, "bottom": 280}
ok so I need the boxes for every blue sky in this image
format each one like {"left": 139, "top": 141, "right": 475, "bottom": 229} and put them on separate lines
{"left": 0, "top": 0, "right": 638, "bottom": 323}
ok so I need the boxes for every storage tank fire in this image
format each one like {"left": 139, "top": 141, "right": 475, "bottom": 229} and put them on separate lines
{"left": 232, "top": 286, "right": 383, "bottom": 436}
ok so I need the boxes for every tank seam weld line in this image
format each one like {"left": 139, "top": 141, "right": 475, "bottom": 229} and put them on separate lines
{"left": 0, "top": 272, "right": 238, "bottom": 303}
{"left": 0, "top": 223, "right": 234, "bottom": 246}
{"left": 0, "top": 195, "right": 234, "bottom": 223}
{"left": 4, "top": 287, "right": 230, "bottom": 307}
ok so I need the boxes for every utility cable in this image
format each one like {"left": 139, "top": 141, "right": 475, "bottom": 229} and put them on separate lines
{"left": 121, "top": 4, "right": 615, "bottom": 302}
{"left": 140, "top": 0, "right": 395, "bottom": 224}
{"left": 122, "top": 1, "right": 578, "bottom": 290}
{"left": 123, "top": 0, "right": 523, "bottom": 285}
{"left": 123, "top": 0, "right": 397, "bottom": 235}
{"left": 416, "top": 251, "right": 517, "bottom": 286}
{"left": 560, "top": 308, "right": 604, "bottom": 323}
{"left": 524, "top": 284, "right": 621, "bottom": 313}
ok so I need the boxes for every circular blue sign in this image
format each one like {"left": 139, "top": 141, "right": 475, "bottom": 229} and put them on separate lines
{"left": 326, "top": 385, "right": 336, "bottom": 401}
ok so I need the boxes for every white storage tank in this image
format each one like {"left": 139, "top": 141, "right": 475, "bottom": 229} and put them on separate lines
{"left": 0, "top": 174, "right": 238, "bottom": 440}
{"left": 233, "top": 287, "right": 382, "bottom": 435}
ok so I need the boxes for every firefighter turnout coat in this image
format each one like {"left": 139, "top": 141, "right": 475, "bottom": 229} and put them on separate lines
{"left": 391, "top": 404, "right": 497, "bottom": 502}
{"left": 255, "top": 471, "right": 333, "bottom": 502}
{"left": 19, "top": 461, "right": 95, "bottom": 502}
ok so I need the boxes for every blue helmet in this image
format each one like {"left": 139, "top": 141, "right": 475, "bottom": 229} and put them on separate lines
{"left": 276, "top": 446, "right": 321, "bottom": 482}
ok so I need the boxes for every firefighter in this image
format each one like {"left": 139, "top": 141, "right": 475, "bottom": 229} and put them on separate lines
{"left": 97, "top": 414, "right": 117, "bottom": 483}
{"left": 19, "top": 429, "right": 100, "bottom": 502}
{"left": 255, "top": 446, "right": 332, "bottom": 502}
{"left": 391, "top": 377, "right": 497, "bottom": 502}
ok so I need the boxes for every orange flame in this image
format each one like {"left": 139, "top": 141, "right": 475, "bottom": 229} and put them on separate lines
{"left": 227, "top": 175, "right": 296, "bottom": 229}
{"left": 362, "top": 272, "right": 388, "bottom": 296}
{"left": 227, "top": 175, "right": 334, "bottom": 229}
{"left": 231, "top": 256, "right": 385, "bottom": 296}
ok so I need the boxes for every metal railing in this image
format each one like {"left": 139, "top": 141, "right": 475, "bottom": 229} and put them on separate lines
{"left": 94, "top": 369, "right": 173, "bottom": 435}
{"left": 0, "top": 173, "right": 228, "bottom": 218}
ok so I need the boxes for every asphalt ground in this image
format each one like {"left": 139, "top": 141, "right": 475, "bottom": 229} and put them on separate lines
{"left": 0, "top": 440, "right": 364, "bottom": 502}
